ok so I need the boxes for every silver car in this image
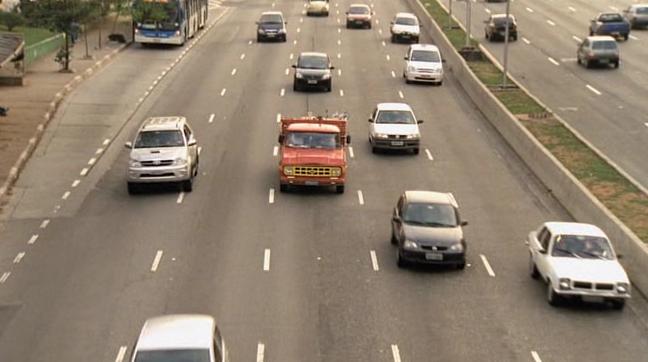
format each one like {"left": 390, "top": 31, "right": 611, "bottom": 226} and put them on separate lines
{"left": 125, "top": 116, "right": 199, "bottom": 193}
{"left": 577, "top": 36, "right": 620, "bottom": 69}
{"left": 624, "top": 4, "right": 648, "bottom": 29}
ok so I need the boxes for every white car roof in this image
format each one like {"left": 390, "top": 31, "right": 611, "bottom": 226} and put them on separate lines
{"left": 261, "top": 11, "right": 283, "bottom": 16}
{"left": 409, "top": 44, "right": 440, "bottom": 52}
{"left": 299, "top": 51, "right": 328, "bottom": 58}
{"left": 395, "top": 12, "right": 417, "bottom": 19}
{"left": 492, "top": 14, "right": 516, "bottom": 20}
{"left": 376, "top": 102, "right": 413, "bottom": 111}
{"left": 405, "top": 191, "right": 458, "bottom": 208}
{"left": 587, "top": 35, "right": 617, "bottom": 42}
{"left": 140, "top": 116, "right": 185, "bottom": 131}
{"left": 349, "top": 3, "right": 370, "bottom": 8}
{"left": 630, "top": 4, "right": 648, "bottom": 9}
{"left": 135, "top": 315, "right": 215, "bottom": 351}
{"left": 544, "top": 222, "right": 607, "bottom": 238}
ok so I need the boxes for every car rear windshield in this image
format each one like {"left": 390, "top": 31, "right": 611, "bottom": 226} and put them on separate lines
{"left": 493, "top": 17, "right": 515, "bottom": 25}
{"left": 403, "top": 203, "right": 457, "bottom": 227}
{"left": 395, "top": 17, "right": 417, "bottom": 25}
{"left": 349, "top": 6, "right": 369, "bottom": 14}
{"left": 592, "top": 41, "right": 617, "bottom": 50}
{"left": 376, "top": 110, "right": 415, "bottom": 124}
{"left": 599, "top": 13, "right": 623, "bottom": 22}
{"left": 260, "top": 14, "right": 283, "bottom": 23}
{"left": 551, "top": 235, "right": 614, "bottom": 260}
{"left": 637, "top": 7, "right": 648, "bottom": 14}
{"left": 134, "top": 130, "right": 184, "bottom": 148}
{"left": 298, "top": 56, "right": 329, "bottom": 69}
{"left": 134, "top": 349, "right": 210, "bottom": 362}
{"left": 410, "top": 50, "right": 440, "bottom": 62}
{"left": 285, "top": 132, "right": 340, "bottom": 149}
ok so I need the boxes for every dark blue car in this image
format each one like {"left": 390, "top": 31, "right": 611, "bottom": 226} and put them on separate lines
{"left": 590, "top": 13, "right": 631, "bottom": 41}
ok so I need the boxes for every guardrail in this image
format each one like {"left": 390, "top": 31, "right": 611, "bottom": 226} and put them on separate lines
{"left": 402, "top": 0, "right": 648, "bottom": 294}
{"left": 24, "top": 33, "right": 65, "bottom": 66}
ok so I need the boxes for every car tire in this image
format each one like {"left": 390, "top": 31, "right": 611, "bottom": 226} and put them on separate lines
{"left": 293, "top": 82, "right": 300, "bottom": 92}
{"left": 413, "top": 36, "right": 419, "bottom": 44}
{"left": 623, "top": 33, "right": 629, "bottom": 41}
{"left": 282, "top": 35, "right": 287, "bottom": 42}
{"left": 257, "top": 35, "right": 263, "bottom": 42}
{"left": 585, "top": 59, "right": 591, "bottom": 69}
{"left": 614, "top": 60, "right": 620, "bottom": 68}
{"left": 457, "top": 261, "right": 466, "bottom": 270}
{"left": 391, "top": 230, "right": 397, "bottom": 245}
{"left": 280, "top": 183, "right": 289, "bottom": 192}
{"left": 511, "top": 34, "right": 517, "bottom": 41}
{"left": 547, "top": 281, "right": 562, "bottom": 306}
{"left": 413, "top": 148, "right": 420, "bottom": 155}
{"left": 436, "top": 80, "right": 443, "bottom": 86}
{"left": 127, "top": 182, "right": 139, "bottom": 195}
{"left": 405, "top": 78, "right": 412, "bottom": 84}
{"left": 391, "top": 34, "right": 397, "bottom": 43}
{"left": 529, "top": 256, "right": 540, "bottom": 279}
{"left": 346, "top": 22, "right": 351, "bottom": 29}
{"left": 326, "top": 81, "right": 332, "bottom": 92}
{"left": 577, "top": 56, "right": 581, "bottom": 65}
{"left": 610, "top": 298, "right": 626, "bottom": 310}
{"left": 182, "top": 177, "right": 193, "bottom": 192}
{"left": 368, "top": 23, "right": 372, "bottom": 29}
{"left": 336, "top": 185, "right": 345, "bottom": 194}
{"left": 396, "top": 249, "right": 407, "bottom": 268}
{"left": 371, "top": 146, "right": 377, "bottom": 154}
{"left": 324, "top": 12, "right": 329, "bottom": 16}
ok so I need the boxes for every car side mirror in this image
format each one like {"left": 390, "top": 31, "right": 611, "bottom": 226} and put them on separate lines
{"left": 617, "top": 254, "right": 624, "bottom": 259}
{"left": 368, "top": 118, "right": 373, "bottom": 123}
{"left": 460, "top": 221, "right": 468, "bottom": 226}
{"left": 417, "top": 119, "right": 424, "bottom": 124}
{"left": 285, "top": 21, "right": 288, "bottom": 25}
{"left": 404, "top": 56, "right": 409, "bottom": 60}
{"left": 442, "top": 58, "right": 447, "bottom": 63}
{"left": 278, "top": 134, "right": 284, "bottom": 143}
{"left": 538, "top": 247, "right": 547, "bottom": 254}
{"left": 330, "top": 66, "right": 335, "bottom": 69}
{"left": 187, "top": 138, "right": 197, "bottom": 146}
{"left": 291, "top": 64, "right": 297, "bottom": 68}
{"left": 346, "top": 135, "right": 351, "bottom": 144}
{"left": 125, "top": 141, "right": 133, "bottom": 149}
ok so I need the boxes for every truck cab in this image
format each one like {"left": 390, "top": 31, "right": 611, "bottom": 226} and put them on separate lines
{"left": 278, "top": 115, "right": 350, "bottom": 193}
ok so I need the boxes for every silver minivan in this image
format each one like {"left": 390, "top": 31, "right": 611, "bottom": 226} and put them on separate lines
{"left": 130, "top": 315, "right": 228, "bottom": 362}
{"left": 125, "top": 116, "right": 199, "bottom": 194}
{"left": 624, "top": 4, "right": 648, "bottom": 29}
{"left": 577, "top": 36, "right": 620, "bottom": 69}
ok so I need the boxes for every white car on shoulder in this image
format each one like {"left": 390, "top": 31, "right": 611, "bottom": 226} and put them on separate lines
{"left": 368, "top": 103, "right": 423, "bottom": 154}
{"left": 403, "top": 44, "right": 444, "bottom": 85}
{"left": 527, "top": 222, "right": 630, "bottom": 309}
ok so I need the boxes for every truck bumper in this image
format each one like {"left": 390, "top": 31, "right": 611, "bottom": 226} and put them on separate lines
{"left": 280, "top": 175, "right": 345, "bottom": 187}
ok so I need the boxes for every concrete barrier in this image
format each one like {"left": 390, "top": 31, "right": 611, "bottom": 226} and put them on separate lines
{"left": 402, "top": 0, "right": 648, "bottom": 294}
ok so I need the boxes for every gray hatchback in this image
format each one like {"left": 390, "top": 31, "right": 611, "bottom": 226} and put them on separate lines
{"left": 577, "top": 36, "right": 620, "bottom": 69}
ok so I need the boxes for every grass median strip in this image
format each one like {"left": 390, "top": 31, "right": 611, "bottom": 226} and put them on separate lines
{"left": 422, "top": 0, "right": 648, "bottom": 242}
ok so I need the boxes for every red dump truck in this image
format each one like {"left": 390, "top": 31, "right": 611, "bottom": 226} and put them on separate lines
{"left": 278, "top": 114, "right": 350, "bottom": 193}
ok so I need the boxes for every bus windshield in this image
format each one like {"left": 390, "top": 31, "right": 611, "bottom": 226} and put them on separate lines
{"left": 133, "top": 0, "right": 180, "bottom": 30}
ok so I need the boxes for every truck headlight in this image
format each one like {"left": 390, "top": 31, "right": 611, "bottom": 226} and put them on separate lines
{"left": 174, "top": 157, "right": 188, "bottom": 166}
{"left": 283, "top": 166, "right": 294, "bottom": 175}
{"left": 617, "top": 283, "right": 630, "bottom": 294}
{"left": 330, "top": 167, "right": 341, "bottom": 176}
{"left": 559, "top": 278, "right": 571, "bottom": 290}
{"left": 374, "top": 133, "right": 389, "bottom": 139}
{"left": 322, "top": 73, "right": 331, "bottom": 80}
{"left": 449, "top": 243, "right": 463, "bottom": 251}
{"left": 129, "top": 159, "right": 142, "bottom": 167}
{"left": 407, "top": 65, "right": 417, "bottom": 72}
{"left": 405, "top": 134, "right": 419, "bottom": 139}
{"left": 403, "top": 240, "right": 418, "bottom": 250}
{"left": 296, "top": 72, "right": 304, "bottom": 79}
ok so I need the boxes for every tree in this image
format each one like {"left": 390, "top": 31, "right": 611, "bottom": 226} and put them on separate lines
{"left": 131, "top": 0, "right": 173, "bottom": 28}
{"left": 0, "top": 8, "right": 26, "bottom": 31}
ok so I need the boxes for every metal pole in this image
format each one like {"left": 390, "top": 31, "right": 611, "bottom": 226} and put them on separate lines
{"left": 502, "top": 0, "right": 511, "bottom": 86}
{"left": 448, "top": 0, "right": 453, "bottom": 29}
{"left": 465, "top": 0, "right": 472, "bottom": 48}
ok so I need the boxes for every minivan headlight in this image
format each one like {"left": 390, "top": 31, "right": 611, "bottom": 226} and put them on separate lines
{"left": 405, "top": 134, "right": 419, "bottom": 139}
{"left": 617, "top": 283, "right": 630, "bottom": 294}
{"left": 559, "top": 278, "right": 571, "bottom": 290}
{"left": 322, "top": 73, "right": 331, "bottom": 79}
{"left": 173, "top": 157, "right": 187, "bottom": 166}
{"left": 374, "top": 133, "right": 389, "bottom": 139}
{"left": 129, "top": 159, "right": 142, "bottom": 167}
{"left": 403, "top": 240, "right": 418, "bottom": 249}
{"left": 449, "top": 243, "right": 463, "bottom": 251}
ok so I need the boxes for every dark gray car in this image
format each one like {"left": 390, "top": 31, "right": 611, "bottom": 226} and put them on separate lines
{"left": 391, "top": 191, "right": 467, "bottom": 269}
{"left": 292, "top": 52, "right": 334, "bottom": 92}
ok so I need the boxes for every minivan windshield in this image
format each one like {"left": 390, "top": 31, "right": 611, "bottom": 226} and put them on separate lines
{"left": 410, "top": 50, "right": 440, "bottom": 62}
{"left": 260, "top": 14, "right": 283, "bottom": 23}
{"left": 134, "top": 349, "right": 210, "bottom": 362}
{"left": 403, "top": 203, "right": 457, "bottom": 227}
{"left": 134, "top": 130, "right": 184, "bottom": 148}
{"left": 349, "top": 6, "right": 369, "bottom": 14}
{"left": 285, "top": 132, "right": 340, "bottom": 149}
{"left": 298, "top": 56, "right": 329, "bottom": 69}
{"left": 376, "top": 110, "right": 415, "bottom": 124}
{"left": 395, "top": 17, "right": 417, "bottom": 25}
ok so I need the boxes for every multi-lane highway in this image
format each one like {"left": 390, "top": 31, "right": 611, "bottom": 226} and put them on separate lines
{"left": 440, "top": 0, "right": 648, "bottom": 190}
{"left": 1, "top": 0, "right": 648, "bottom": 361}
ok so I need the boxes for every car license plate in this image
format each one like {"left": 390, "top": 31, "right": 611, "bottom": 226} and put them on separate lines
{"left": 267, "top": 33, "right": 275, "bottom": 37}
{"left": 600, "top": 59, "right": 609, "bottom": 64}
{"left": 402, "top": 34, "right": 410, "bottom": 38}
{"left": 152, "top": 38, "right": 161, "bottom": 43}
{"left": 307, "top": 80, "right": 317, "bottom": 84}
{"left": 305, "top": 181, "right": 319, "bottom": 186}
{"left": 355, "top": 21, "right": 363, "bottom": 24}
{"left": 582, "top": 296, "right": 604, "bottom": 303}
{"left": 391, "top": 141, "right": 404, "bottom": 146}
{"left": 425, "top": 252, "right": 443, "bottom": 261}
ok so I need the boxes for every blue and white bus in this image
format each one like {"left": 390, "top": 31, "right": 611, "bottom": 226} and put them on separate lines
{"left": 133, "top": 0, "right": 208, "bottom": 45}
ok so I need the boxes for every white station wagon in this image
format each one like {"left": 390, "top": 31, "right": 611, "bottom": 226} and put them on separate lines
{"left": 527, "top": 222, "right": 630, "bottom": 309}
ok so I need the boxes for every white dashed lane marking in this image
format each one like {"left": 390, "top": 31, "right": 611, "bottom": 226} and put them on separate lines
{"left": 273, "top": 146, "right": 279, "bottom": 157}
{"left": 357, "top": 190, "right": 365, "bottom": 205}
{"left": 480, "top": 254, "right": 496, "bottom": 277}
{"left": 572, "top": 35, "right": 582, "bottom": 43}
{"left": 231, "top": 68, "right": 237, "bottom": 75}
{"left": 339, "top": 89, "right": 344, "bottom": 97}
{"left": 548, "top": 57, "right": 560, "bottom": 66}
{"left": 285, "top": 68, "right": 290, "bottom": 75}
{"left": 425, "top": 149, "right": 434, "bottom": 160}
{"left": 257, "top": 343, "right": 265, "bottom": 362}
{"left": 525, "top": 7, "right": 534, "bottom": 13}
{"left": 220, "top": 88, "right": 227, "bottom": 96}
{"left": 546, "top": 19, "right": 556, "bottom": 26}
{"left": 263, "top": 249, "right": 271, "bottom": 271}
{"left": 177, "top": 192, "right": 185, "bottom": 204}
{"left": 349, "top": 146, "right": 355, "bottom": 158}
{"left": 370, "top": 250, "right": 379, "bottom": 271}
{"left": 281, "top": 88, "right": 286, "bottom": 97}
{"left": 269, "top": 188, "right": 275, "bottom": 204}
{"left": 240, "top": 53, "right": 246, "bottom": 60}
{"left": 150, "top": 250, "right": 163, "bottom": 272}
{"left": 398, "top": 90, "right": 404, "bottom": 99}
{"left": 386, "top": 54, "right": 390, "bottom": 61}
{"left": 586, "top": 84, "right": 602, "bottom": 95}
{"left": 276, "top": 113, "right": 281, "bottom": 123}
{"left": 531, "top": 351, "right": 542, "bottom": 362}
{"left": 13, "top": 252, "right": 25, "bottom": 264}
{"left": 391, "top": 345, "right": 402, "bottom": 362}
{"left": 80, "top": 168, "right": 89, "bottom": 176}
{"left": 115, "top": 346, "right": 128, "bottom": 362}
{"left": 28, "top": 234, "right": 38, "bottom": 245}
{"left": 0, "top": 272, "right": 10, "bottom": 284}
{"left": 40, "top": 219, "right": 50, "bottom": 229}
{"left": 391, "top": 70, "right": 396, "bottom": 78}
{"left": 568, "top": 6, "right": 576, "bottom": 12}
{"left": 208, "top": 113, "right": 215, "bottom": 123}
{"left": 62, "top": 191, "right": 71, "bottom": 200}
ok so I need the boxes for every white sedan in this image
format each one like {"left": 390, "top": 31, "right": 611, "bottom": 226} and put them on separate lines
{"left": 527, "top": 222, "right": 630, "bottom": 309}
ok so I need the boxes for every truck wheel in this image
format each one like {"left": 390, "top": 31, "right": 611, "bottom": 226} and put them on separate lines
{"left": 624, "top": 33, "right": 629, "bottom": 41}
{"left": 457, "top": 261, "right": 466, "bottom": 270}
{"left": 529, "top": 256, "right": 539, "bottom": 279}
{"left": 391, "top": 229, "right": 397, "bottom": 245}
{"left": 336, "top": 185, "right": 345, "bottom": 194}
{"left": 396, "top": 249, "right": 407, "bottom": 268}
{"left": 182, "top": 177, "right": 193, "bottom": 192}
{"left": 547, "top": 281, "right": 562, "bottom": 306}
{"left": 610, "top": 298, "right": 626, "bottom": 310}
{"left": 614, "top": 60, "right": 619, "bottom": 68}
{"left": 413, "top": 148, "right": 420, "bottom": 155}
{"left": 280, "top": 184, "right": 289, "bottom": 192}
{"left": 127, "top": 182, "right": 139, "bottom": 195}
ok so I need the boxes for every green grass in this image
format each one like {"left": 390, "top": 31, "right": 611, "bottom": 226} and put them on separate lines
{"left": 0, "top": 25, "right": 55, "bottom": 46}
{"left": 422, "top": 0, "right": 648, "bottom": 242}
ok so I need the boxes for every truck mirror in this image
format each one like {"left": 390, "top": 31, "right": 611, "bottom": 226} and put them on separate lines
{"left": 346, "top": 135, "right": 351, "bottom": 144}
{"left": 417, "top": 119, "right": 424, "bottom": 124}
{"left": 368, "top": 118, "right": 373, "bottom": 123}
{"left": 291, "top": 64, "right": 297, "bottom": 68}
{"left": 330, "top": 66, "right": 335, "bottom": 69}
{"left": 404, "top": 56, "right": 409, "bottom": 60}
{"left": 460, "top": 221, "right": 468, "bottom": 226}
{"left": 278, "top": 134, "right": 284, "bottom": 143}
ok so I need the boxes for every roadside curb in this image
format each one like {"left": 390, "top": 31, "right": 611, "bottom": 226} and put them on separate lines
{"left": 403, "top": 0, "right": 648, "bottom": 294}
{"left": 0, "top": 42, "right": 132, "bottom": 201}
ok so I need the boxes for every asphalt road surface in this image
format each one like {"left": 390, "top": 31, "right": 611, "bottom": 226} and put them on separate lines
{"left": 1, "top": 0, "right": 648, "bottom": 361}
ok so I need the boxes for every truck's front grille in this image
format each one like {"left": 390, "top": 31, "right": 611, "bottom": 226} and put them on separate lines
{"left": 293, "top": 166, "right": 336, "bottom": 176}
{"left": 141, "top": 160, "right": 173, "bottom": 167}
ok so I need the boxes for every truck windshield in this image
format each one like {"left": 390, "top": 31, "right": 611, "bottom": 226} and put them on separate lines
{"left": 599, "top": 13, "right": 623, "bottom": 22}
{"left": 134, "top": 130, "right": 185, "bottom": 148}
{"left": 285, "top": 132, "right": 340, "bottom": 149}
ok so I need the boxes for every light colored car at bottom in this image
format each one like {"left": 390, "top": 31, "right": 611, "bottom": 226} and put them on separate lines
{"left": 577, "top": 35, "right": 620, "bottom": 69}
{"left": 130, "top": 315, "right": 228, "bottom": 362}
{"left": 403, "top": 44, "right": 444, "bottom": 85}
{"left": 126, "top": 116, "right": 199, "bottom": 194}
{"left": 527, "top": 222, "right": 630, "bottom": 309}
{"left": 368, "top": 103, "right": 423, "bottom": 154}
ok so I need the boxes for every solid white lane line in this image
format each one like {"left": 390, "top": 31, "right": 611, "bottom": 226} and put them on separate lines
{"left": 95, "top": 148, "right": 104, "bottom": 155}
{"left": 525, "top": 7, "right": 534, "bottom": 13}
{"left": 80, "top": 168, "right": 89, "bottom": 176}
{"left": 263, "top": 249, "right": 271, "bottom": 271}
{"left": 386, "top": 54, "right": 390, "bottom": 61}
{"left": 398, "top": 90, "right": 404, "bottom": 99}
{"left": 231, "top": 68, "right": 237, "bottom": 75}
{"left": 208, "top": 113, "right": 215, "bottom": 123}
{"left": 339, "top": 89, "right": 344, "bottom": 97}
{"left": 103, "top": 138, "right": 110, "bottom": 146}
{"left": 285, "top": 68, "right": 290, "bottom": 75}
{"left": 0, "top": 272, "right": 10, "bottom": 284}
{"left": 177, "top": 192, "right": 185, "bottom": 204}
{"left": 349, "top": 146, "right": 355, "bottom": 158}
{"left": 629, "top": 34, "right": 639, "bottom": 40}
{"left": 586, "top": 84, "right": 602, "bottom": 95}
{"left": 480, "top": 254, "right": 496, "bottom": 277}
{"left": 40, "top": 219, "right": 50, "bottom": 229}
{"left": 391, "top": 345, "right": 402, "bottom": 362}
{"left": 546, "top": 19, "right": 556, "bottom": 26}
{"left": 391, "top": 70, "right": 396, "bottom": 78}
{"left": 548, "top": 57, "right": 560, "bottom": 66}
{"left": 273, "top": 146, "right": 279, "bottom": 156}
{"left": 62, "top": 191, "right": 71, "bottom": 200}
{"left": 276, "top": 113, "right": 281, "bottom": 123}
{"left": 568, "top": 6, "right": 576, "bottom": 12}
{"left": 28, "top": 234, "right": 39, "bottom": 244}
{"left": 531, "top": 351, "right": 542, "bottom": 362}
{"left": 257, "top": 343, "right": 265, "bottom": 362}
{"left": 240, "top": 53, "right": 246, "bottom": 60}
{"left": 72, "top": 179, "right": 81, "bottom": 188}
{"left": 13, "top": 252, "right": 25, "bottom": 264}
{"left": 281, "top": 88, "right": 286, "bottom": 97}
{"left": 269, "top": 188, "right": 275, "bottom": 204}
{"left": 572, "top": 35, "right": 582, "bottom": 42}
{"left": 425, "top": 148, "right": 434, "bottom": 160}
{"left": 357, "top": 190, "right": 365, "bottom": 205}
{"left": 370, "top": 250, "right": 379, "bottom": 271}
{"left": 150, "top": 250, "right": 163, "bottom": 272}
{"left": 220, "top": 88, "right": 227, "bottom": 96}
{"left": 115, "top": 346, "right": 128, "bottom": 362}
